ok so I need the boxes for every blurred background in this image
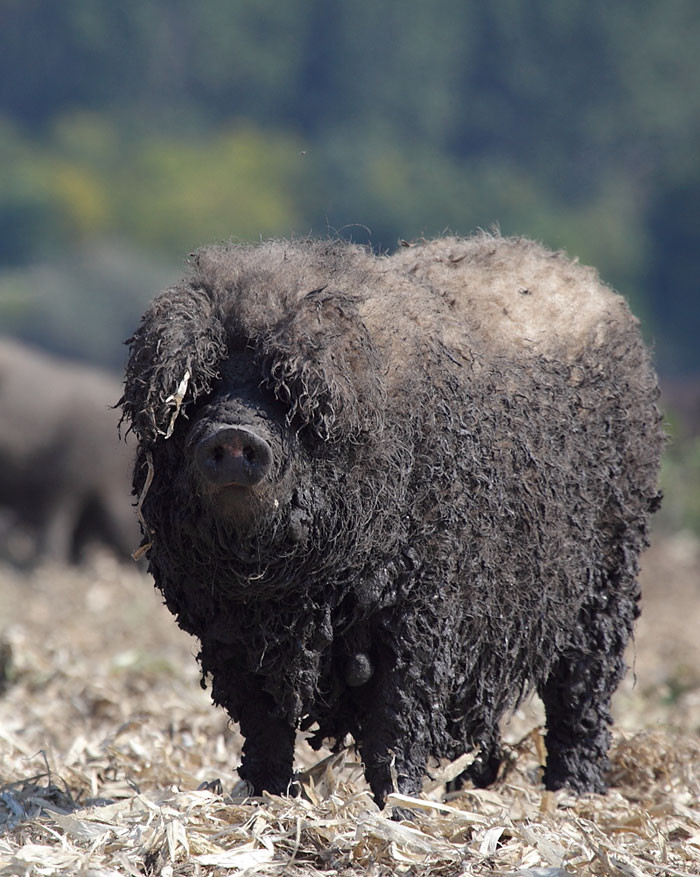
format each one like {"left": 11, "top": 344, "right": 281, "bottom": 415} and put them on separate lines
{"left": 0, "top": 0, "right": 698, "bottom": 537}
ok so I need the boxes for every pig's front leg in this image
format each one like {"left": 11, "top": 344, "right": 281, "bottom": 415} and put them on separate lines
{"left": 356, "top": 640, "right": 431, "bottom": 810}
{"left": 235, "top": 682, "right": 296, "bottom": 796}
{"left": 210, "top": 666, "right": 296, "bottom": 796}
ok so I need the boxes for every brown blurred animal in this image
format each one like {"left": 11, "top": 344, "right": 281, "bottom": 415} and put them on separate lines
{"left": 0, "top": 338, "right": 137, "bottom": 565}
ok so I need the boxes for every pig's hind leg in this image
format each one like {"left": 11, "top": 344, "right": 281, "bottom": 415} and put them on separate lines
{"left": 537, "top": 570, "right": 640, "bottom": 794}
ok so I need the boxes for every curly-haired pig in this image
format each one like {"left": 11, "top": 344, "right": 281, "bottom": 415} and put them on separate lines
{"left": 120, "top": 235, "right": 663, "bottom": 807}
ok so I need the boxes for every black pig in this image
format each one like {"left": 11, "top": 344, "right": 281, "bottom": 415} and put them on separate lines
{"left": 120, "top": 235, "right": 663, "bottom": 806}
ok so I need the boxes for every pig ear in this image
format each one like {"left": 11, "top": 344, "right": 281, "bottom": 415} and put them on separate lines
{"left": 121, "top": 285, "right": 227, "bottom": 443}
{"left": 259, "top": 291, "right": 385, "bottom": 443}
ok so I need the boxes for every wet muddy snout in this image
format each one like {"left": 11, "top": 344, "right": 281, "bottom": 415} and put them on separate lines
{"left": 194, "top": 424, "right": 273, "bottom": 487}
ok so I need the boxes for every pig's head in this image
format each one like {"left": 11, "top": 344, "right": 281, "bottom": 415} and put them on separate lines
{"left": 181, "top": 349, "right": 300, "bottom": 535}
{"left": 120, "top": 241, "right": 389, "bottom": 572}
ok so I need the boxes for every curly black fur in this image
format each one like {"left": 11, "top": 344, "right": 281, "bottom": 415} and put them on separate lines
{"left": 121, "top": 235, "right": 663, "bottom": 806}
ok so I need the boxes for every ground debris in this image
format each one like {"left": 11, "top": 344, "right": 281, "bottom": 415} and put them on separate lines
{"left": 1, "top": 538, "right": 699, "bottom": 875}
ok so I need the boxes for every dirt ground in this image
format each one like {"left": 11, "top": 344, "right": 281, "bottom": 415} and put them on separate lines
{"left": 0, "top": 531, "right": 699, "bottom": 875}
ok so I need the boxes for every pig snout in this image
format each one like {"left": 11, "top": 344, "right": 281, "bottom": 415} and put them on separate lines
{"left": 194, "top": 425, "right": 273, "bottom": 488}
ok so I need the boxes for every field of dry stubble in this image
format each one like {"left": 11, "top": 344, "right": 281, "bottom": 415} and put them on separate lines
{"left": 1, "top": 531, "right": 699, "bottom": 876}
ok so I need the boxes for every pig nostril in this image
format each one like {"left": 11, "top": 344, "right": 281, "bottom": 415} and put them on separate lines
{"left": 195, "top": 425, "right": 272, "bottom": 487}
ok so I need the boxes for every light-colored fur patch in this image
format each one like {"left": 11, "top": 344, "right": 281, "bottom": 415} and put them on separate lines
{"left": 382, "top": 235, "right": 633, "bottom": 361}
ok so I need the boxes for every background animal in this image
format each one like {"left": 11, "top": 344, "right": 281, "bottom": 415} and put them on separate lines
{"left": 0, "top": 338, "right": 137, "bottom": 565}
{"left": 121, "top": 234, "right": 663, "bottom": 808}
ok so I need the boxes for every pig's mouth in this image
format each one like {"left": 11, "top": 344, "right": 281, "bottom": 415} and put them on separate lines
{"left": 212, "top": 483, "right": 275, "bottom": 525}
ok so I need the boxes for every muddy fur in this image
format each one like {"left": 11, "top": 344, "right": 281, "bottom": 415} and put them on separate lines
{"left": 121, "top": 234, "right": 664, "bottom": 806}
{"left": 0, "top": 338, "right": 137, "bottom": 565}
